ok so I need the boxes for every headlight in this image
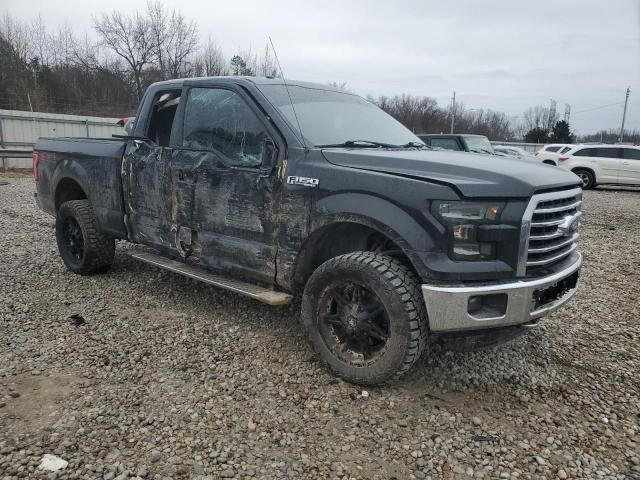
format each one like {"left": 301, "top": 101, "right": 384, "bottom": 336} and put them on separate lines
{"left": 431, "top": 201, "right": 505, "bottom": 261}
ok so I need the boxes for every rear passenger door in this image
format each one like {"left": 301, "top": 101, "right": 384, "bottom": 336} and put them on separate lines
{"left": 572, "top": 147, "right": 622, "bottom": 183}
{"left": 123, "top": 88, "right": 181, "bottom": 249}
{"left": 619, "top": 148, "right": 640, "bottom": 184}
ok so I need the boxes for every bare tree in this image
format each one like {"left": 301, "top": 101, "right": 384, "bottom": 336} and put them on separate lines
{"left": 93, "top": 10, "right": 155, "bottom": 99}
{"left": 523, "top": 105, "right": 559, "bottom": 132}
{"left": 195, "top": 34, "right": 227, "bottom": 76}
{"left": 147, "top": 0, "right": 169, "bottom": 78}
{"left": 164, "top": 10, "right": 198, "bottom": 78}
{"left": 146, "top": 1, "right": 199, "bottom": 79}
{"left": 29, "top": 15, "right": 52, "bottom": 68}
{"left": 1, "top": 12, "right": 31, "bottom": 64}
{"left": 257, "top": 43, "right": 278, "bottom": 77}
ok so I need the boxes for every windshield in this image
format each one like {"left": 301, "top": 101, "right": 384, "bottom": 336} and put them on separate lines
{"left": 463, "top": 135, "right": 494, "bottom": 154}
{"left": 257, "top": 84, "right": 421, "bottom": 147}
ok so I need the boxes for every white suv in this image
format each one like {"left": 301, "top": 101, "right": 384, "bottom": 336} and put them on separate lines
{"left": 557, "top": 144, "right": 640, "bottom": 189}
{"left": 535, "top": 144, "right": 573, "bottom": 166}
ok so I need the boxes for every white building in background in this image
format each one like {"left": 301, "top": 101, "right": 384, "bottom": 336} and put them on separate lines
{"left": 0, "top": 110, "right": 123, "bottom": 169}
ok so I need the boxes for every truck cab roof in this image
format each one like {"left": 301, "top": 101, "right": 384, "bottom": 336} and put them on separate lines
{"left": 147, "top": 76, "right": 354, "bottom": 94}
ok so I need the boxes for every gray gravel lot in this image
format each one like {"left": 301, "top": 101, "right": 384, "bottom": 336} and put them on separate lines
{"left": 1, "top": 177, "right": 639, "bottom": 480}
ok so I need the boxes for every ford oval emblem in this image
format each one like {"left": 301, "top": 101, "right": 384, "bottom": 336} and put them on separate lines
{"left": 558, "top": 214, "right": 580, "bottom": 237}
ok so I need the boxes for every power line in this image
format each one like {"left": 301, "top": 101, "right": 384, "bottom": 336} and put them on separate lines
{"left": 572, "top": 101, "right": 625, "bottom": 115}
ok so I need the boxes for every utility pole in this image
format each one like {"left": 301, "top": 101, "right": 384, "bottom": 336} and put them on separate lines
{"left": 618, "top": 87, "right": 631, "bottom": 143}
{"left": 450, "top": 91, "right": 456, "bottom": 134}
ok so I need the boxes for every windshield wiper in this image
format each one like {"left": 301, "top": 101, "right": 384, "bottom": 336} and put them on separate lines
{"left": 468, "top": 148, "right": 495, "bottom": 155}
{"left": 316, "top": 140, "right": 399, "bottom": 149}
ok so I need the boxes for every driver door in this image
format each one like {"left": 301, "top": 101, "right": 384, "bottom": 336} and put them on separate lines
{"left": 167, "top": 85, "right": 282, "bottom": 284}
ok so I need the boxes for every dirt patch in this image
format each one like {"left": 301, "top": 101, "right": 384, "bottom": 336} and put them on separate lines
{"left": 1, "top": 374, "right": 83, "bottom": 435}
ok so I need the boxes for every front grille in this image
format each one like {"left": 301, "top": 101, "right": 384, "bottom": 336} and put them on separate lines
{"left": 518, "top": 188, "right": 582, "bottom": 276}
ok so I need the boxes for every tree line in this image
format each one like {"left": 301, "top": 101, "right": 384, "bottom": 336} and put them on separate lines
{"left": 1, "top": 5, "right": 637, "bottom": 143}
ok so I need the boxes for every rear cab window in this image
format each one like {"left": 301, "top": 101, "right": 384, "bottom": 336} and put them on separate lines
{"left": 431, "top": 138, "right": 462, "bottom": 151}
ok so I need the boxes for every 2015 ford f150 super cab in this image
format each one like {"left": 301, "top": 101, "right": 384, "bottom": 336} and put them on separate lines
{"left": 33, "top": 77, "right": 583, "bottom": 385}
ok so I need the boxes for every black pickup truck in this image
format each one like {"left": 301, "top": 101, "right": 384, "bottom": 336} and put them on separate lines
{"left": 33, "top": 77, "right": 583, "bottom": 385}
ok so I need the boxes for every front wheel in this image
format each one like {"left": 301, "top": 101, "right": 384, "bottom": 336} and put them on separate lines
{"left": 301, "top": 252, "right": 428, "bottom": 385}
{"left": 56, "top": 200, "right": 115, "bottom": 275}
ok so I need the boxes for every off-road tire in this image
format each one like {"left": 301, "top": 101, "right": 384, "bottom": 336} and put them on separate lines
{"left": 56, "top": 200, "right": 115, "bottom": 275}
{"left": 301, "top": 252, "right": 428, "bottom": 385}
{"left": 573, "top": 168, "right": 595, "bottom": 189}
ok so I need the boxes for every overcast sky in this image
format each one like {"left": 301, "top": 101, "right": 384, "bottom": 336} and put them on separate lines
{"left": 4, "top": 0, "right": 640, "bottom": 134}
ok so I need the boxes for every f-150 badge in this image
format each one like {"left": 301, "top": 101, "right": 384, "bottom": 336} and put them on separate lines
{"left": 287, "top": 176, "right": 319, "bottom": 187}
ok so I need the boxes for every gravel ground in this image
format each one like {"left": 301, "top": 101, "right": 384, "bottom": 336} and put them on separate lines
{"left": 1, "top": 177, "right": 639, "bottom": 480}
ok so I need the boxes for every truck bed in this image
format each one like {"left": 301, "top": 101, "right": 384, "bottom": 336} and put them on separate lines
{"left": 34, "top": 137, "right": 128, "bottom": 238}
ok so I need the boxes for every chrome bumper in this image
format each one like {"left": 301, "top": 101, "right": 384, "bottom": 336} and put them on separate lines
{"left": 422, "top": 252, "right": 582, "bottom": 332}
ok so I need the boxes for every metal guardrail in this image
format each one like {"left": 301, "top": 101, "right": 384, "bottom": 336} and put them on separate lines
{"left": 0, "top": 146, "right": 33, "bottom": 170}
{"left": 0, "top": 109, "right": 123, "bottom": 170}
{"left": 0, "top": 113, "right": 118, "bottom": 128}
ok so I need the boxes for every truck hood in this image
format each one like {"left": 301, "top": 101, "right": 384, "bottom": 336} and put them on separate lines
{"left": 321, "top": 148, "right": 581, "bottom": 198}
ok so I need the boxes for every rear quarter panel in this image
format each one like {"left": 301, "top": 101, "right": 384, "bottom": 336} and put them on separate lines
{"left": 35, "top": 138, "right": 127, "bottom": 237}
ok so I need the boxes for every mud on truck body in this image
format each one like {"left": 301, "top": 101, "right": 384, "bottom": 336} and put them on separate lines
{"left": 33, "top": 77, "right": 583, "bottom": 385}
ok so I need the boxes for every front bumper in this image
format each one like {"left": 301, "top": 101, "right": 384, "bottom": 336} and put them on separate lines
{"left": 422, "top": 252, "right": 582, "bottom": 332}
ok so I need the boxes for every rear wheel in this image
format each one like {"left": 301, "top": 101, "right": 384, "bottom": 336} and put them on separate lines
{"left": 56, "top": 200, "right": 115, "bottom": 275}
{"left": 301, "top": 252, "right": 427, "bottom": 385}
{"left": 573, "top": 169, "right": 595, "bottom": 189}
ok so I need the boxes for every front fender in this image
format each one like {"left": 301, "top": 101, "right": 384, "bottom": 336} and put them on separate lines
{"left": 310, "top": 192, "right": 437, "bottom": 280}
{"left": 313, "top": 192, "right": 435, "bottom": 252}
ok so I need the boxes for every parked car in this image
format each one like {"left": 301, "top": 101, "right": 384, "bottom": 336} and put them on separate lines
{"left": 418, "top": 136, "right": 554, "bottom": 168}
{"left": 557, "top": 144, "right": 640, "bottom": 189}
{"left": 33, "top": 77, "right": 583, "bottom": 385}
{"left": 417, "top": 133, "right": 497, "bottom": 155}
{"left": 493, "top": 145, "right": 556, "bottom": 167}
{"left": 493, "top": 145, "right": 530, "bottom": 157}
{"left": 534, "top": 144, "right": 573, "bottom": 166}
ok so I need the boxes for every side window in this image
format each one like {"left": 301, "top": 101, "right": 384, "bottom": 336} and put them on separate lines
{"left": 431, "top": 138, "right": 461, "bottom": 151}
{"left": 182, "top": 88, "right": 267, "bottom": 167}
{"left": 594, "top": 148, "right": 622, "bottom": 159}
{"left": 573, "top": 148, "right": 594, "bottom": 157}
{"left": 560, "top": 146, "right": 571, "bottom": 153}
{"left": 623, "top": 148, "right": 640, "bottom": 160}
{"left": 546, "top": 146, "right": 561, "bottom": 152}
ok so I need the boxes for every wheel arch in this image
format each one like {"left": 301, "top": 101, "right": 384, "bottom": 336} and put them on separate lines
{"left": 54, "top": 177, "right": 88, "bottom": 211}
{"left": 290, "top": 216, "right": 428, "bottom": 292}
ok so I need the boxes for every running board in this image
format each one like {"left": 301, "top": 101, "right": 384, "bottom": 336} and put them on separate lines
{"left": 129, "top": 250, "right": 293, "bottom": 305}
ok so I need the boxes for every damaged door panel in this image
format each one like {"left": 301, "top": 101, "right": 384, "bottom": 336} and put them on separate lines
{"left": 122, "top": 140, "right": 173, "bottom": 248}
{"left": 123, "top": 88, "right": 182, "bottom": 250}
{"left": 168, "top": 86, "right": 281, "bottom": 284}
